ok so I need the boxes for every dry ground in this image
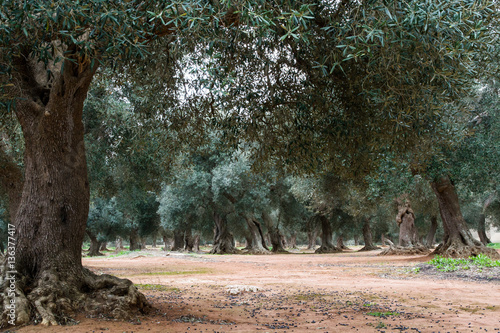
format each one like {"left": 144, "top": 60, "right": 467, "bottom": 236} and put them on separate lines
{"left": 8, "top": 246, "right": 500, "bottom": 333}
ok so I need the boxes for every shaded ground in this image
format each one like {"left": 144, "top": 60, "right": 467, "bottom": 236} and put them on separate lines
{"left": 8, "top": 246, "right": 500, "bottom": 333}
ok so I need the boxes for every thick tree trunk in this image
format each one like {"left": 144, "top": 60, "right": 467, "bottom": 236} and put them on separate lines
{"left": 0, "top": 147, "right": 23, "bottom": 223}
{"left": 395, "top": 200, "right": 420, "bottom": 247}
{"left": 87, "top": 231, "right": 104, "bottom": 257}
{"left": 210, "top": 212, "right": 238, "bottom": 254}
{"left": 244, "top": 215, "right": 270, "bottom": 254}
{"left": 100, "top": 241, "right": 110, "bottom": 252}
{"left": 152, "top": 235, "right": 157, "bottom": 248}
{"left": 115, "top": 236, "right": 125, "bottom": 251}
{"left": 184, "top": 228, "right": 194, "bottom": 252}
{"left": 262, "top": 212, "right": 287, "bottom": 253}
{"left": 129, "top": 228, "right": 141, "bottom": 251}
{"left": 1, "top": 58, "right": 148, "bottom": 326}
{"left": 315, "top": 215, "right": 341, "bottom": 254}
{"left": 353, "top": 234, "right": 359, "bottom": 246}
{"left": 171, "top": 228, "right": 184, "bottom": 251}
{"left": 162, "top": 235, "right": 170, "bottom": 251}
{"left": 431, "top": 176, "right": 499, "bottom": 258}
{"left": 359, "top": 218, "right": 380, "bottom": 251}
{"left": 289, "top": 231, "right": 298, "bottom": 249}
{"left": 193, "top": 234, "right": 200, "bottom": 252}
{"left": 425, "top": 216, "right": 438, "bottom": 248}
{"left": 244, "top": 234, "right": 253, "bottom": 250}
{"left": 307, "top": 230, "right": 317, "bottom": 249}
{"left": 336, "top": 235, "right": 350, "bottom": 250}
{"left": 477, "top": 214, "right": 491, "bottom": 245}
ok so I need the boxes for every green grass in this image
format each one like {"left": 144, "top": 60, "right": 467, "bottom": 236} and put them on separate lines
{"left": 428, "top": 254, "right": 500, "bottom": 272}
{"left": 367, "top": 311, "right": 400, "bottom": 317}
{"left": 135, "top": 284, "right": 180, "bottom": 292}
{"left": 487, "top": 243, "right": 500, "bottom": 249}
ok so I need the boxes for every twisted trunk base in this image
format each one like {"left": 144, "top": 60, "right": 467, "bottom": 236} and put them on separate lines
{"left": 431, "top": 176, "right": 499, "bottom": 259}
{"left": 1, "top": 262, "right": 150, "bottom": 327}
{"left": 379, "top": 244, "right": 430, "bottom": 256}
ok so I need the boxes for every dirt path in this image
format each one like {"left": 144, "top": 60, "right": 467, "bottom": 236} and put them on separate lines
{"left": 11, "top": 247, "right": 500, "bottom": 333}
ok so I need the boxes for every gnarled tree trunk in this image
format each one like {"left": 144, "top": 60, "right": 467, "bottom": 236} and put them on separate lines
{"left": 193, "top": 234, "right": 200, "bottom": 252}
{"left": 129, "top": 228, "right": 141, "bottom": 251}
{"left": 336, "top": 234, "right": 350, "bottom": 250}
{"left": 477, "top": 214, "right": 491, "bottom": 245}
{"left": 184, "top": 228, "right": 194, "bottom": 252}
{"left": 359, "top": 218, "right": 380, "bottom": 251}
{"left": 1, "top": 58, "right": 148, "bottom": 326}
{"left": 162, "top": 235, "right": 170, "bottom": 251}
{"left": 99, "top": 241, "right": 110, "bottom": 252}
{"left": 243, "top": 214, "right": 269, "bottom": 254}
{"left": 0, "top": 146, "right": 23, "bottom": 223}
{"left": 425, "top": 215, "right": 438, "bottom": 248}
{"left": 210, "top": 212, "right": 238, "bottom": 254}
{"left": 396, "top": 200, "right": 419, "bottom": 247}
{"left": 171, "top": 228, "right": 184, "bottom": 251}
{"left": 289, "top": 231, "right": 298, "bottom": 249}
{"left": 262, "top": 212, "right": 287, "bottom": 253}
{"left": 115, "top": 236, "right": 125, "bottom": 251}
{"left": 315, "top": 215, "right": 341, "bottom": 254}
{"left": 431, "top": 176, "right": 499, "bottom": 258}
{"left": 87, "top": 230, "right": 104, "bottom": 257}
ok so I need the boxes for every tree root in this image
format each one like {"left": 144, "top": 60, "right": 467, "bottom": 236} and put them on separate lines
{"left": 379, "top": 245, "right": 430, "bottom": 256}
{"left": 315, "top": 245, "right": 342, "bottom": 254}
{"left": 1, "top": 265, "right": 150, "bottom": 328}
{"left": 358, "top": 245, "right": 381, "bottom": 252}
{"left": 433, "top": 240, "right": 500, "bottom": 259}
{"left": 243, "top": 248, "right": 271, "bottom": 255}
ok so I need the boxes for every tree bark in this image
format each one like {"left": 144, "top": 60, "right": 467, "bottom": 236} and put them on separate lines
{"left": 193, "top": 234, "right": 200, "bottom": 252}
{"left": 358, "top": 218, "right": 380, "bottom": 251}
{"left": 353, "top": 234, "right": 359, "bottom": 246}
{"left": 100, "top": 241, "right": 110, "bottom": 252}
{"left": 184, "top": 228, "right": 194, "bottom": 252}
{"left": 0, "top": 147, "right": 23, "bottom": 223}
{"left": 477, "top": 214, "right": 491, "bottom": 245}
{"left": 336, "top": 235, "right": 350, "bottom": 250}
{"left": 431, "top": 175, "right": 499, "bottom": 258}
{"left": 315, "top": 215, "right": 341, "bottom": 254}
{"left": 129, "top": 228, "right": 141, "bottom": 251}
{"left": 115, "top": 236, "right": 125, "bottom": 251}
{"left": 262, "top": 212, "right": 287, "bottom": 253}
{"left": 289, "top": 231, "right": 298, "bottom": 249}
{"left": 243, "top": 214, "right": 270, "bottom": 254}
{"left": 162, "top": 235, "right": 170, "bottom": 251}
{"left": 1, "top": 56, "right": 148, "bottom": 326}
{"left": 87, "top": 231, "right": 104, "bottom": 257}
{"left": 307, "top": 230, "right": 317, "bottom": 249}
{"left": 210, "top": 212, "right": 238, "bottom": 254}
{"left": 171, "top": 228, "right": 184, "bottom": 251}
{"left": 425, "top": 215, "right": 438, "bottom": 248}
{"left": 244, "top": 234, "right": 253, "bottom": 250}
{"left": 396, "top": 199, "right": 420, "bottom": 247}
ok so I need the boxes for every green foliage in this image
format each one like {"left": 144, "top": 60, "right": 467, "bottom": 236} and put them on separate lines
{"left": 487, "top": 243, "right": 500, "bottom": 249}
{"left": 367, "top": 311, "right": 400, "bottom": 317}
{"left": 428, "top": 254, "right": 500, "bottom": 272}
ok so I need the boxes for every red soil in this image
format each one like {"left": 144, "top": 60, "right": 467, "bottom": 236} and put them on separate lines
{"left": 12, "top": 247, "right": 500, "bottom": 333}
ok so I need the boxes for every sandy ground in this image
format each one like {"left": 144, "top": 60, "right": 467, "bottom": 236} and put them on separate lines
{"left": 7, "top": 247, "right": 500, "bottom": 333}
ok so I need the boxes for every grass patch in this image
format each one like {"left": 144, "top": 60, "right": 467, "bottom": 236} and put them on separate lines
{"left": 294, "top": 293, "right": 325, "bottom": 301}
{"left": 135, "top": 284, "right": 180, "bottom": 292}
{"left": 428, "top": 254, "right": 500, "bottom": 272}
{"left": 367, "top": 311, "right": 400, "bottom": 317}
{"left": 487, "top": 243, "right": 500, "bottom": 249}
